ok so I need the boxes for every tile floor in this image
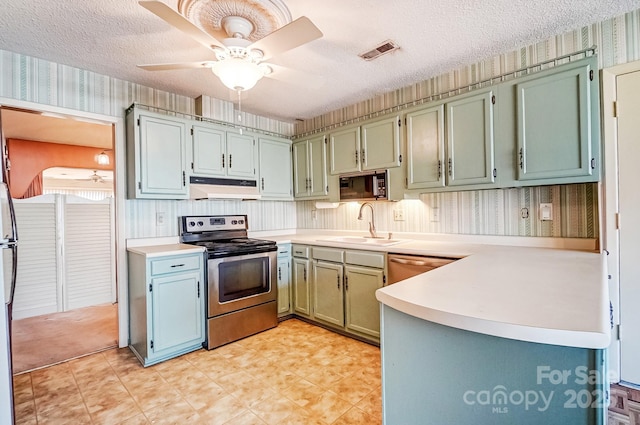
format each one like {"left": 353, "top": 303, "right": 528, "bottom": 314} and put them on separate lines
{"left": 13, "top": 319, "right": 382, "bottom": 425}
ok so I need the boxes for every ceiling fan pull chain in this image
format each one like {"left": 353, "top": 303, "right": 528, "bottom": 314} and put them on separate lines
{"left": 237, "top": 89, "right": 243, "bottom": 135}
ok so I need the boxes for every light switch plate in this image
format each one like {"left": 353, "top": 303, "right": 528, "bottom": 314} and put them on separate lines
{"left": 539, "top": 203, "right": 553, "bottom": 221}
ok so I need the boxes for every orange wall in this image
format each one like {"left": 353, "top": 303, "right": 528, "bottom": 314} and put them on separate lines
{"left": 7, "top": 139, "right": 113, "bottom": 198}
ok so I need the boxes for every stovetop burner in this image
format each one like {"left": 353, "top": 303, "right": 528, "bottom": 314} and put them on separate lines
{"left": 179, "top": 215, "right": 277, "bottom": 258}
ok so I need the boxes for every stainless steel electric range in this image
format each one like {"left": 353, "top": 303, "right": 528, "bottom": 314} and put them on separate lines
{"left": 179, "top": 215, "right": 278, "bottom": 350}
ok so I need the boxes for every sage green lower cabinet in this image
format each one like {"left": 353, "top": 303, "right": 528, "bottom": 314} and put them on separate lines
{"left": 128, "top": 251, "right": 205, "bottom": 367}
{"left": 276, "top": 244, "right": 292, "bottom": 316}
{"left": 312, "top": 260, "right": 344, "bottom": 326}
{"left": 344, "top": 265, "right": 384, "bottom": 339}
{"left": 292, "top": 245, "right": 311, "bottom": 317}
{"left": 309, "top": 246, "right": 385, "bottom": 343}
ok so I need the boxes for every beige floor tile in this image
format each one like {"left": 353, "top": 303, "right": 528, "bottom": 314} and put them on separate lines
{"left": 143, "top": 399, "right": 201, "bottom": 424}
{"left": 12, "top": 374, "right": 34, "bottom": 405}
{"left": 355, "top": 385, "right": 382, "bottom": 422}
{"left": 35, "top": 393, "right": 92, "bottom": 425}
{"left": 329, "top": 373, "right": 378, "bottom": 405}
{"left": 250, "top": 395, "right": 298, "bottom": 425}
{"left": 214, "top": 370, "right": 257, "bottom": 392}
{"left": 116, "top": 413, "right": 150, "bottom": 425}
{"left": 281, "top": 379, "right": 324, "bottom": 408}
{"left": 276, "top": 407, "right": 328, "bottom": 425}
{"left": 304, "top": 390, "right": 353, "bottom": 424}
{"left": 333, "top": 406, "right": 380, "bottom": 425}
{"left": 228, "top": 379, "right": 277, "bottom": 409}
{"left": 305, "top": 368, "right": 346, "bottom": 389}
{"left": 221, "top": 410, "right": 268, "bottom": 425}
{"left": 14, "top": 400, "right": 37, "bottom": 425}
{"left": 197, "top": 394, "right": 248, "bottom": 425}
{"left": 180, "top": 380, "right": 229, "bottom": 411}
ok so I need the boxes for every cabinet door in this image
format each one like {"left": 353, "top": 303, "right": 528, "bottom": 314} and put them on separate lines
{"left": 406, "top": 105, "right": 446, "bottom": 189}
{"left": 329, "top": 126, "right": 361, "bottom": 175}
{"left": 516, "top": 63, "right": 594, "bottom": 181}
{"left": 259, "top": 137, "right": 293, "bottom": 199}
{"left": 292, "top": 258, "right": 311, "bottom": 316}
{"left": 313, "top": 261, "right": 344, "bottom": 327}
{"left": 308, "top": 135, "right": 328, "bottom": 197}
{"left": 226, "top": 132, "right": 257, "bottom": 178}
{"left": 344, "top": 265, "right": 383, "bottom": 339}
{"left": 192, "top": 124, "right": 226, "bottom": 177}
{"left": 362, "top": 115, "right": 401, "bottom": 170}
{"left": 277, "top": 257, "right": 291, "bottom": 315}
{"left": 446, "top": 90, "right": 495, "bottom": 186}
{"left": 138, "top": 114, "right": 188, "bottom": 197}
{"left": 292, "top": 140, "right": 310, "bottom": 198}
{"left": 150, "top": 271, "right": 202, "bottom": 357}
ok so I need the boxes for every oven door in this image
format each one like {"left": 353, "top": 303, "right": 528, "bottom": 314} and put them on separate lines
{"left": 208, "top": 250, "right": 277, "bottom": 316}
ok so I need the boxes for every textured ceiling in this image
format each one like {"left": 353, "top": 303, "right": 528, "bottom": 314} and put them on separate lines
{"left": 1, "top": 0, "right": 639, "bottom": 122}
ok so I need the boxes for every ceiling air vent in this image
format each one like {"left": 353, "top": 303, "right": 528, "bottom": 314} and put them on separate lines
{"left": 359, "top": 40, "right": 400, "bottom": 61}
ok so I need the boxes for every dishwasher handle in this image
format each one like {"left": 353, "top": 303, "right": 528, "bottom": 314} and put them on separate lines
{"left": 389, "top": 257, "right": 430, "bottom": 266}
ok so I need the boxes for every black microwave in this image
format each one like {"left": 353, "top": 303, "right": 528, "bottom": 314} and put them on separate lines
{"left": 339, "top": 170, "right": 388, "bottom": 201}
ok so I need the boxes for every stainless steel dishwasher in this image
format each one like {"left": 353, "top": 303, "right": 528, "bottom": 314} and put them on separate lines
{"left": 387, "top": 253, "right": 456, "bottom": 284}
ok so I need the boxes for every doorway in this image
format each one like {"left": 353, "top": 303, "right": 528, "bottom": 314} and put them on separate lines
{"left": 602, "top": 61, "right": 640, "bottom": 387}
{"left": 0, "top": 105, "right": 120, "bottom": 373}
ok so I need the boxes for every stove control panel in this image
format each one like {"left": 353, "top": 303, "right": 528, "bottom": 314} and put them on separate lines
{"left": 181, "top": 215, "right": 247, "bottom": 233}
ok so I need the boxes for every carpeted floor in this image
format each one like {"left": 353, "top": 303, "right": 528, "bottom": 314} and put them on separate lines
{"left": 11, "top": 303, "right": 118, "bottom": 374}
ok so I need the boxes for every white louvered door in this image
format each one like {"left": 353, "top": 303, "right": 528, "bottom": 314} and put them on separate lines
{"left": 12, "top": 195, "right": 115, "bottom": 318}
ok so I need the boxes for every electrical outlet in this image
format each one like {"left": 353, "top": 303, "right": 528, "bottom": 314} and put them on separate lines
{"left": 393, "top": 209, "right": 405, "bottom": 221}
{"left": 431, "top": 207, "right": 440, "bottom": 222}
{"left": 156, "top": 212, "right": 166, "bottom": 226}
{"left": 311, "top": 209, "right": 317, "bottom": 220}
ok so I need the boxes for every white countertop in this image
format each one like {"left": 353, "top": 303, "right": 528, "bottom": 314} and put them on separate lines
{"left": 126, "top": 243, "right": 205, "bottom": 257}
{"left": 263, "top": 232, "right": 610, "bottom": 349}
{"left": 126, "top": 232, "right": 610, "bottom": 349}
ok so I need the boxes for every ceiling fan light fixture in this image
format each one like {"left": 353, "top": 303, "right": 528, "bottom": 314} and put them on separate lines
{"left": 212, "top": 56, "right": 266, "bottom": 91}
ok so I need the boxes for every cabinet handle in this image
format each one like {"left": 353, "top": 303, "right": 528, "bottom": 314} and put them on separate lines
{"left": 337, "top": 274, "right": 340, "bottom": 290}
{"left": 355, "top": 150, "right": 358, "bottom": 166}
{"left": 197, "top": 281, "right": 200, "bottom": 298}
{"left": 182, "top": 171, "right": 186, "bottom": 187}
{"left": 170, "top": 263, "right": 185, "bottom": 268}
{"left": 345, "top": 275, "right": 349, "bottom": 291}
{"left": 361, "top": 148, "right": 365, "bottom": 164}
{"left": 229, "top": 154, "right": 232, "bottom": 168}
{"left": 261, "top": 178, "right": 265, "bottom": 190}
{"left": 448, "top": 158, "right": 452, "bottom": 177}
{"left": 222, "top": 154, "right": 225, "bottom": 168}
{"left": 278, "top": 266, "right": 282, "bottom": 280}
{"left": 437, "top": 160, "right": 442, "bottom": 179}
{"left": 519, "top": 148, "right": 524, "bottom": 170}
{"left": 303, "top": 267, "right": 307, "bottom": 281}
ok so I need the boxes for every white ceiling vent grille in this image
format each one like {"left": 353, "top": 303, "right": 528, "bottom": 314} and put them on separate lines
{"left": 359, "top": 40, "right": 400, "bottom": 61}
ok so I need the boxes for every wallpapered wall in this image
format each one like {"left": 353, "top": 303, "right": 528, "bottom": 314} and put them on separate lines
{"left": 0, "top": 50, "right": 296, "bottom": 238}
{"left": 1, "top": 8, "right": 640, "bottom": 239}
{"left": 294, "top": 9, "right": 640, "bottom": 239}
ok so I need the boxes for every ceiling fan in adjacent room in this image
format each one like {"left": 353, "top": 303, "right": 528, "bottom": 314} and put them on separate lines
{"left": 137, "top": 0, "right": 323, "bottom": 92}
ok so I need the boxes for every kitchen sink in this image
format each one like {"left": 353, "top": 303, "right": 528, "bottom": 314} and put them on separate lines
{"left": 319, "top": 236, "right": 406, "bottom": 246}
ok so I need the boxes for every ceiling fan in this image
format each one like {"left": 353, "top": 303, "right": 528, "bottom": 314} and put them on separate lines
{"left": 137, "top": 0, "right": 323, "bottom": 92}
{"left": 74, "top": 170, "right": 107, "bottom": 184}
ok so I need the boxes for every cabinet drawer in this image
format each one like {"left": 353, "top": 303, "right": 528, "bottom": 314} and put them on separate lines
{"left": 313, "top": 247, "right": 344, "bottom": 263}
{"left": 345, "top": 250, "right": 385, "bottom": 268}
{"left": 292, "top": 244, "right": 310, "bottom": 258}
{"left": 150, "top": 255, "right": 201, "bottom": 275}
{"left": 277, "top": 244, "right": 291, "bottom": 257}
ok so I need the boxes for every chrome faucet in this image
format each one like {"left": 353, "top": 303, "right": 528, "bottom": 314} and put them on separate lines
{"left": 358, "top": 202, "right": 378, "bottom": 238}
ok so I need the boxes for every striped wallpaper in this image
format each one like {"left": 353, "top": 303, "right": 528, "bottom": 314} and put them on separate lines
{"left": 2, "top": 8, "right": 640, "bottom": 239}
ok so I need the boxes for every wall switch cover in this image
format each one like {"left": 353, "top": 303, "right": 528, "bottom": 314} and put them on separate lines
{"left": 539, "top": 203, "right": 553, "bottom": 221}
{"left": 156, "top": 212, "right": 166, "bottom": 226}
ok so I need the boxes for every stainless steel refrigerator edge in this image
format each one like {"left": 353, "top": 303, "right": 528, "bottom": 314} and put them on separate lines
{"left": 0, "top": 109, "right": 18, "bottom": 425}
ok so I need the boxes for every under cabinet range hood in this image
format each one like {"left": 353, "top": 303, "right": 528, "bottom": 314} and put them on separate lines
{"left": 189, "top": 176, "right": 261, "bottom": 200}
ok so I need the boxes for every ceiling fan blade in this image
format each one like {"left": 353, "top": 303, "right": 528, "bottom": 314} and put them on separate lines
{"left": 139, "top": 1, "right": 223, "bottom": 50}
{"left": 249, "top": 16, "right": 322, "bottom": 61}
{"left": 265, "top": 63, "right": 325, "bottom": 89}
{"left": 137, "top": 61, "right": 213, "bottom": 71}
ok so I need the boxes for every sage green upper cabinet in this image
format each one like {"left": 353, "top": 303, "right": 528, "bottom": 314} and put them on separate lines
{"left": 329, "top": 115, "right": 401, "bottom": 175}
{"left": 405, "top": 104, "right": 446, "bottom": 189}
{"left": 447, "top": 89, "right": 496, "bottom": 187}
{"left": 293, "top": 135, "right": 328, "bottom": 199}
{"left": 329, "top": 126, "right": 361, "bottom": 175}
{"left": 515, "top": 58, "right": 598, "bottom": 183}
{"left": 192, "top": 123, "right": 257, "bottom": 179}
{"left": 192, "top": 125, "right": 225, "bottom": 177}
{"left": 361, "top": 115, "right": 402, "bottom": 170}
{"left": 258, "top": 136, "right": 292, "bottom": 200}
{"left": 126, "top": 107, "right": 189, "bottom": 199}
